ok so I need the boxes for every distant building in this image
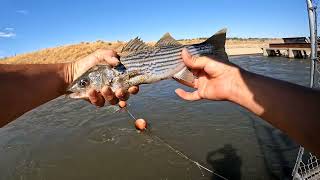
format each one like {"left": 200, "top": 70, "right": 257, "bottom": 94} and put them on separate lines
{"left": 282, "top": 37, "right": 309, "bottom": 43}
{"left": 263, "top": 37, "right": 318, "bottom": 58}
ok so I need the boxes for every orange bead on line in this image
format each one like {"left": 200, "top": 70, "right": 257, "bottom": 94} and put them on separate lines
{"left": 135, "top": 118, "right": 147, "bottom": 131}
{"left": 118, "top": 101, "right": 126, "bottom": 108}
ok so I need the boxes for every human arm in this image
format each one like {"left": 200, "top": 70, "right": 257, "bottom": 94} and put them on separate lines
{"left": 175, "top": 49, "right": 320, "bottom": 156}
{"left": 0, "top": 49, "right": 138, "bottom": 127}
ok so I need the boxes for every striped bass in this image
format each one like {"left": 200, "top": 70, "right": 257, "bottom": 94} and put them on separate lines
{"left": 67, "top": 29, "right": 228, "bottom": 98}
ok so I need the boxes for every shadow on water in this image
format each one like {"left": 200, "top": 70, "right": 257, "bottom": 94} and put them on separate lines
{"left": 206, "top": 144, "right": 242, "bottom": 180}
{"left": 237, "top": 107, "right": 299, "bottom": 180}
{"left": 230, "top": 56, "right": 305, "bottom": 180}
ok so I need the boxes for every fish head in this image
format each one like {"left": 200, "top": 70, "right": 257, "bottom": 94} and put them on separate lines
{"left": 67, "top": 65, "right": 114, "bottom": 99}
{"left": 67, "top": 76, "right": 93, "bottom": 99}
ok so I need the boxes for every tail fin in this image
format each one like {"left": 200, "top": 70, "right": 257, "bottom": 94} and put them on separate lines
{"left": 173, "top": 29, "right": 228, "bottom": 84}
{"left": 203, "top": 28, "right": 228, "bottom": 60}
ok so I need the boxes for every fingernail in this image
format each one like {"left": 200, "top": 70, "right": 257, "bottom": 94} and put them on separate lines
{"left": 111, "top": 57, "right": 120, "bottom": 65}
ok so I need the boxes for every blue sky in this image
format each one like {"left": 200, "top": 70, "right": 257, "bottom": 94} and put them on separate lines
{"left": 0, "top": 0, "right": 311, "bottom": 58}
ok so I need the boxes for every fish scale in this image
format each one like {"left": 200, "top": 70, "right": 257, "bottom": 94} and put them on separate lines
{"left": 122, "top": 45, "right": 213, "bottom": 75}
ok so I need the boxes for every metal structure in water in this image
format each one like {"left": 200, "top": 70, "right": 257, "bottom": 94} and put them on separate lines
{"left": 292, "top": 0, "right": 320, "bottom": 179}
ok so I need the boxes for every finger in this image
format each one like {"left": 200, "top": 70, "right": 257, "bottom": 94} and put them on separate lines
{"left": 191, "top": 69, "right": 200, "bottom": 77}
{"left": 101, "top": 86, "right": 121, "bottom": 105}
{"left": 101, "top": 86, "right": 115, "bottom": 100}
{"left": 101, "top": 54, "right": 119, "bottom": 67}
{"left": 128, "top": 86, "right": 139, "bottom": 95}
{"left": 88, "top": 89, "right": 105, "bottom": 107}
{"left": 118, "top": 101, "right": 127, "bottom": 108}
{"left": 72, "top": 50, "right": 121, "bottom": 82}
{"left": 104, "top": 49, "right": 119, "bottom": 58}
{"left": 109, "top": 98, "right": 119, "bottom": 105}
{"left": 193, "top": 79, "right": 199, "bottom": 88}
{"left": 182, "top": 48, "right": 209, "bottom": 70}
{"left": 94, "top": 49, "right": 120, "bottom": 66}
{"left": 173, "top": 77, "right": 195, "bottom": 88}
{"left": 115, "top": 88, "right": 129, "bottom": 101}
{"left": 175, "top": 88, "right": 201, "bottom": 101}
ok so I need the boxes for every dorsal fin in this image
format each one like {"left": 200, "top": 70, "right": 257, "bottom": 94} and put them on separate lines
{"left": 202, "top": 28, "right": 228, "bottom": 60}
{"left": 121, "top": 37, "right": 150, "bottom": 53}
{"left": 155, "top": 33, "right": 182, "bottom": 47}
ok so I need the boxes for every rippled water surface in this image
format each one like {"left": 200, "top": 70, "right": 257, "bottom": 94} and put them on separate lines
{"left": 0, "top": 55, "right": 310, "bottom": 180}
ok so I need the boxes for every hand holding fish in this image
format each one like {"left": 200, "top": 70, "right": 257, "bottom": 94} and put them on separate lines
{"left": 175, "top": 49, "right": 240, "bottom": 101}
{"left": 66, "top": 49, "right": 139, "bottom": 107}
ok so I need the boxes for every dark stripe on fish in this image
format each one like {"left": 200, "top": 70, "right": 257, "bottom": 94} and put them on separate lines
{"left": 123, "top": 46, "right": 208, "bottom": 73}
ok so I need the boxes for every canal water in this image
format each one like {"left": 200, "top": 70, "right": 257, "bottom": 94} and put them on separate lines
{"left": 0, "top": 55, "right": 310, "bottom": 180}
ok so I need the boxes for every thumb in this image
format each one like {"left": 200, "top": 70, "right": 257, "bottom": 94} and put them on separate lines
{"left": 181, "top": 48, "right": 209, "bottom": 70}
{"left": 92, "top": 49, "right": 119, "bottom": 66}
{"left": 74, "top": 50, "right": 119, "bottom": 80}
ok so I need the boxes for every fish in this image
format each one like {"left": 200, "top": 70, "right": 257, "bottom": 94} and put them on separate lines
{"left": 67, "top": 29, "right": 228, "bottom": 98}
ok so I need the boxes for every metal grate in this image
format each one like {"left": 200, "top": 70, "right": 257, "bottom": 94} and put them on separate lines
{"left": 292, "top": 148, "right": 320, "bottom": 180}
{"left": 315, "top": 59, "right": 320, "bottom": 88}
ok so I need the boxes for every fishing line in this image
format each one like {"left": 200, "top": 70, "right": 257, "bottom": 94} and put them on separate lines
{"left": 124, "top": 107, "right": 228, "bottom": 180}
{"left": 126, "top": 108, "right": 137, "bottom": 120}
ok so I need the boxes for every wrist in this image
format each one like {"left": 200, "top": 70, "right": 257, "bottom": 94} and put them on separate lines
{"left": 226, "top": 67, "right": 245, "bottom": 102}
{"left": 228, "top": 69, "right": 264, "bottom": 115}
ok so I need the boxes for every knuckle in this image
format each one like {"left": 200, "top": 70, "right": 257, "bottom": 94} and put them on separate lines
{"left": 94, "top": 49, "right": 102, "bottom": 56}
{"left": 94, "top": 49, "right": 109, "bottom": 59}
{"left": 90, "top": 94, "right": 98, "bottom": 101}
{"left": 191, "top": 56, "right": 198, "bottom": 63}
{"left": 101, "top": 86, "right": 111, "bottom": 95}
{"left": 107, "top": 49, "right": 116, "bottom": 54}
{"left": 99, "top": 49, "right": 116, "bottom": 56}
{"left": 105, "top": 95, "right": 114, "bottom": 101}
{"left": 116, "top": 89, "right": 126, "bottom": 97}
{"left": 95, "top": 49, "right": 106, "bottom": 54}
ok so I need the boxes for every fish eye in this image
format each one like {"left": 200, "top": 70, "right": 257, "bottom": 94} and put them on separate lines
{"left": 78, "top": 78, "right": 90, "bottom": 88}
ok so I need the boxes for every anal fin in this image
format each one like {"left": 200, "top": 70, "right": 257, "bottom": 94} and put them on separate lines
{"left": 173, "top": 67, "right": 195, "bottom": 86}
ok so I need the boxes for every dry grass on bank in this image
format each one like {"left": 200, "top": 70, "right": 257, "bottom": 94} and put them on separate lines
{"left": 0, "top": 38, "right": 283, "bottom": 64}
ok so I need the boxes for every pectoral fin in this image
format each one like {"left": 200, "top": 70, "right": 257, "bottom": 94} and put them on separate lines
{"left": 173, "top": 67, "right": 195, "bottom": 86}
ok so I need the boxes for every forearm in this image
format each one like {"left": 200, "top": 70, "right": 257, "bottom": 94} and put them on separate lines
{"left": 0, "top": 64, "right": 71, "bottom": 126}
{"left": 230, "top": 69, "right": 320, "bottom": 155}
